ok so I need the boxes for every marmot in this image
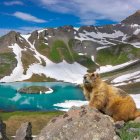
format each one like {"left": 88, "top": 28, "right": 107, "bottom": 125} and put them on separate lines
{"left": 83, "top": 72, "right": 140, "bottom": 122}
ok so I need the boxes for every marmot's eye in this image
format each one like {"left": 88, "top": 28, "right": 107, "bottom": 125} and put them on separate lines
{"left": 91, "top": 73, "right": 95, "bottom": 77}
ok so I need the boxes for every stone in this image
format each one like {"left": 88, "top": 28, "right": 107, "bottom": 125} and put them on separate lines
{"left": 35, "top": 106, "right": 119, "bottom": 140}
{"left": 115, "top": 121, "right": 125, "bottom": 129}
{"left": 15, "top": 122, "right": 32, "bottom": 140}
{"left": 114, "top": 120, "right": 125, "bottom": 136}
{"left": 134, "top": 117, "right": 140, "bottom": 123}
{"left": 0, "top": 120, "right": 9, "bottom": 140}
{"left": 127, "top": 128, "right": 140, "bottom": 133}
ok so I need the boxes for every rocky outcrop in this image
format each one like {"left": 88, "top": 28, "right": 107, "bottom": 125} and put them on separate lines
{"left": 35, "top": 106, "right": 120, "bottom": 140}
{"left": 0, "top": 120, "right": 9, "bottom": 140}
{"left": 122, "top": 10, "right": 140, "bottom": 25}
{"left": 15, "top": 122, "right": 32, "bottom": 140}
{"left": 18, "top": 86, "right": 53, "bottom": 94}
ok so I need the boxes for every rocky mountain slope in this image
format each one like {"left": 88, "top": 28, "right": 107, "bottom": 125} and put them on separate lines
{"left": 0, "top": 11, "right": 140, "bottom": 85}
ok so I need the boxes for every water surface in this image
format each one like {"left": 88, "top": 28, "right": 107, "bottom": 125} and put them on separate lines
{"left": 0, "top": 82, "right": 86, "bottom": 111}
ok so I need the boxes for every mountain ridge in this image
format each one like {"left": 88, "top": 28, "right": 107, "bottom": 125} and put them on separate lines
{"left": 0, "top": 11, "right": 140, "bottom": 85}
{"left": 122, "top": 10, "right": 140, "bottom": 25}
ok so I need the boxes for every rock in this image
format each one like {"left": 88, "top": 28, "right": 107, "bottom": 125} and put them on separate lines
{"left": 114, "top": 121, "right": 125, "bottom": 136}
{"left": 35, "top": 106, "right": 119, "bottom": 140}
{"left": 113, "top": 135, "right": 121, "bottom": 140}
{"left": 115, "top": 121, "right": 125, "bottom": 129}
{"left": 127, "top": 128, "right": 140, "bottom": 133}
{"left": 18, "top": 86, "right": 53, "bottom": 94}
{"left": 15, "top": 122, "right": 32, "bottom": 140}
{"left": 122, "top": 10, "right": 140, "bottom": 25}
{"left": 134, "top": 117, "right": 140, "bottom": 123}
{"left": 0, "top": 120, "right": 9, "bottom": 140}
{"left": 134, "top": 138, "right": 140, "bottom": 140}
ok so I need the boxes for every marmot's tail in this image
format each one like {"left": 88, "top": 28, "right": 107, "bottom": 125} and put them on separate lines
{"left": 134, "top": 111, "right": 140, "bottom": 118}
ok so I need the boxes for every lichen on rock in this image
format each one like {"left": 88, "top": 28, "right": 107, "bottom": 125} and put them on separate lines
{"left": 35, "top": 105, "right": 120, "bottom": 140}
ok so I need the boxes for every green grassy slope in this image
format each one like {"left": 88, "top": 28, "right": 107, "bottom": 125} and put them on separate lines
{"left": 118, "top": 122, "right": 140, "bottom": 140}
{"left": 36, "top": 39, "right": 97, "bottom": 70}
{"left": 96, "top": 44, "right": 140, "bottom": 66}
{"left": 0, "top": 53, "right": 17, "bottom": 78}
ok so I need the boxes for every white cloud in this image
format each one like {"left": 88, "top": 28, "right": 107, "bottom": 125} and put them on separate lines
{"left": 4, "top": 1, "right": 23, "bottom": 6}
{"left": 13, "top": 11, "right": 47, "bottom": 23}
{"left": 38, "top": 0, "right": 140, "bottom": 25}
{"left": 0, "top": 27, "right": 42, "bottom": 36}
{"left": 79, "top": 20, "right": 96, "bottom": 25}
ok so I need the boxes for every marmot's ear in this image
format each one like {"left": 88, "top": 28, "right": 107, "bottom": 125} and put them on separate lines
{"left": 96, "top": 73, "right": 100, "bottom": 78}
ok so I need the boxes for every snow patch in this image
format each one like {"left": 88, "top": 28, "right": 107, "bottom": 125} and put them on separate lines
{"left": 130, "top": 24, "right": 140, "bottom": 28}
{"left": 97, "top": 46, "right": 111, "bottom": 50}
{"left": 96, "top": 60, "right": 139, "bottom": 74}
{"left": 37, "top": 28, "right": 47, "bottom": 33}
{"left": 133, "top": 29, "right": 140, "bottom": 35}
{"left": 78, "top": 53, "right": 85, "bottom": 56}
{"left": 53, "top": 100, "right": 88, "bottom": 111}
{"left": 45, "top": 88, "right": 53, "bottom": 94}
{"left": 111, "top": 70, "right": 140, "bottom": 84}
{"left": 130, "top": 94, "right": 140, "bottom": 109}
{"left": 91, "top": 55, "right": 95, "bottom": 62}
{"left": 0, "top": 44, "right": 24, "bottom": 82}
{"left": 53, "top": 94, "right": 140, "bottom": 111}
{"left": 75, "top": 30, "right": 121, "bottom": 45}
{"left": 21, "top": 34, "right": 31, "bottom": 40}
{"left": 91, "top": 55, "right": 99, "bottom": 66}
{"left": 19, "top": 61, "right": 87, "bottom": 84}
{"left": 131, "top": 42, "right": 140, "bottom": 48}
{"left": 74, "top": 27, "right": 79, "bottom": 31}
{"left": 19, "top": 37, "right": 23, "bottom": 42}
{"left": 83, "top": 30, "right": 125, "bottom": 39}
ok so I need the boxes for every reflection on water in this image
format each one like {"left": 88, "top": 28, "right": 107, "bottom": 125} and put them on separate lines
{"left": 0, "top": 82, "right": 85, "bottom": 111}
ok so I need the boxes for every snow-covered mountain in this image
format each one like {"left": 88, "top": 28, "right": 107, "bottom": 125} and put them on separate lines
{"left": 0, "top": 11, "right": 140, "bottom": 85}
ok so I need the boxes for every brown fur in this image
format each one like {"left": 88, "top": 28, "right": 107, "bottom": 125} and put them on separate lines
{"left": 83, "top": 72, "right": 140, "bottom": 122}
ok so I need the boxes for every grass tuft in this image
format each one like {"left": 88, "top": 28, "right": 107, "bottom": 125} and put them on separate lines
{"left": 118, "top": 122, "right": 140, "bottom": 140}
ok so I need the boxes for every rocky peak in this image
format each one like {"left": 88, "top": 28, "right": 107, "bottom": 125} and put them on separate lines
{"left": 121, "top": 10, "right": 140, "bottom": 25}
{"left": 7, "top": 31, "right": 18, "bottom": 36}
{"left": 57, "top": 25, "right": 74, "bottom": 32}
{"left": 6, "top": 31, "right": 21, "bottom": 42}
{"left": 0, "top": 31, "right": 22, "bottom": 48}
{"left": 28, "top": 30, "right": 39, "bottom": 44}
{"left": 79, "top": 25, "right": 96, "bottom": 33}
{"left": 136, "top": 10, "right": 140, "bottom": 14}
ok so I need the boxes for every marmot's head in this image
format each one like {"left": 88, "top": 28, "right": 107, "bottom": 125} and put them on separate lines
{"left": 83, "top": 72, "right": 100, "bottom": 87}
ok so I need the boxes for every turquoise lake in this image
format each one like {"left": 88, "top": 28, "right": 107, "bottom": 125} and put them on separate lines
{"left": 0, "top": 82, "right": 86, "bottom": 111}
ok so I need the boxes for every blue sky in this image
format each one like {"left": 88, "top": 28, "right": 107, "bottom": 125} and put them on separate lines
{"left": 0, "top": 0, "right": 140, "bottom": 36}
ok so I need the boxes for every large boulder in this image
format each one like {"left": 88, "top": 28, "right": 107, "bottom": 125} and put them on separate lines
{"left": 15, "top": 122, "right": 32, "bottom": 140}
{"left": 35, "top": 106, "right": 120, "bottom": 140}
